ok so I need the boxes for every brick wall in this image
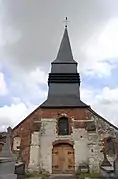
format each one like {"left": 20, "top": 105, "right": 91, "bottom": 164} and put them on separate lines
{"left": 12, "top": 106, "right": 118, "bottom": 169}
{"left": 12, "top": 107, "right": 91, "bottom": 167}
{"left": 12, "top": 112, "right": 36, "bottom": 166}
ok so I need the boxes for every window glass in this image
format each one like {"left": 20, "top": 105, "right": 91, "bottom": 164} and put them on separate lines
{"left": 58, "top": 117, "right": 69, "bottom": 135}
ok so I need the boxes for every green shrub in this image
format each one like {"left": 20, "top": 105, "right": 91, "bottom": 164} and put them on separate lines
{"left": 41, "top": 174, "right": 48, "bottom": 179}
{"left": 25, "top": 171, "right": 40, "bottom": 178}
{"left": 76, "top": 172, "right": 100, "bottom": 179}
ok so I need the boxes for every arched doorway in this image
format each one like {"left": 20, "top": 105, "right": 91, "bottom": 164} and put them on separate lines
{"left": 52, "top": 143, "right": 75, "bottom": 174}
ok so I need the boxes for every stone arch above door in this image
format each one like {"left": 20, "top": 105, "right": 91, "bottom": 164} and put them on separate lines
{"left": 52, "top": 141, "right": 75, "bottom": 174}
{"left": 53, "top": 139, "right": 74, "bottom": 147}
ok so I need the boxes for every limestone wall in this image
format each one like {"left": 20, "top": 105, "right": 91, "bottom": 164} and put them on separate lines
{"left": 28, "top": 118, "right": 90, "bottom": 173}
{"left": 17, "top": 107, "right": 118, "bottom": 174}
{"left": 39, "top": 118, "right": 56, "bottom": 173}
{"left": 73, "top": 128, "right": 89, "bottom": 171}
{"left": 28, "top": 131, "right": 40, "bottom": 171}
{"left": 12, "top": 107, "right": 90, "bottom": 169}
{"left": 91, "top": 114, "right": 118, "bottom": 168}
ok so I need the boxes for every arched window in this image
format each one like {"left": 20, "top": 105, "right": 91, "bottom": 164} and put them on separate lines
{"left": 58, "top": 117, "right": 69, "bottom": 135}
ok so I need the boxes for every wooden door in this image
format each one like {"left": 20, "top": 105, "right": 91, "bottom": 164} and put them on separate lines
{"left": 63, "top": 144, "right": 75, "bottom": 173}
{"left": 52, "top": 144, "right": 75, "bottom": 174}
{"left": 52, "top": 145, "right": 63, "bottom": 173}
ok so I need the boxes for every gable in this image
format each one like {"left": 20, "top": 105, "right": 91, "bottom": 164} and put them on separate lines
{"left": 89, "top": 108, "right": 118, "bottom": 131}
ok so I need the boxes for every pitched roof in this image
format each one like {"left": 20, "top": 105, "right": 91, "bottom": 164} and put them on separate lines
{"left": 40, "top": 96, "right": 88, "bottom": 108}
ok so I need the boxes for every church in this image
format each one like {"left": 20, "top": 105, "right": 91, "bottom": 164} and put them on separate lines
{"left": 11, "top": 25, "right": 118, "bottom": 174}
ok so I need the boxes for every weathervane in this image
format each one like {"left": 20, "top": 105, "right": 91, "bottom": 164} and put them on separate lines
{"left": 63, "top": 17, "right": 69, "bottom": 28}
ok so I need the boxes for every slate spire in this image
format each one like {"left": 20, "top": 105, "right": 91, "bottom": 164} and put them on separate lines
{"left": 53, "top": 27, "right": 77, "bottom": 64}
{"left": 40, "top": 25, "right": 88, "bottom": 108}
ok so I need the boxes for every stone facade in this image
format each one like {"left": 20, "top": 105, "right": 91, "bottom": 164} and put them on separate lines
{"left": 11, "top": 107, "right": 118, "bottom": 174}
{"left": 93, "top": 113, "right": 118, "bottom": 165}
{"left": 28, "top": 118, "right": 90, "bottom": 173}
{"left": 12, "top": 108, "right": 89, "bottom": 167}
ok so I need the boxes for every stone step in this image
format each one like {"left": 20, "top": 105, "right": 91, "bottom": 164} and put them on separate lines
{"left": 49, "top": 174, "right": 76, "bottom": 179}
{"left": 50, "top": 178, "right": 76, "bottom": 179}
{"left": 49, "top": 177, "right": 76, "bottom": 179}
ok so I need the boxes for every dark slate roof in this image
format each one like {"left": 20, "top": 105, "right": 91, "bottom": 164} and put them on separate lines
{"left": 40, "top": 27, "right": 88, "bottom": 108}
{"left": 40, "top": 96, "right": 88, "bottom": 108}
{"left": 52, "top": 27, "right": 77, "bottom": 64}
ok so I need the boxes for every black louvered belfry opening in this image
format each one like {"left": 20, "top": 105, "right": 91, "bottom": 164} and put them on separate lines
{"left": 58, "top": 117, "right": 69, "bottom": 135}
{"left": 48, "top": 73, "right": 80, "bottom": 84}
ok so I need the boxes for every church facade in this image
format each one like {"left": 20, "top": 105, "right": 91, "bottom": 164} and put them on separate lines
{"left": 11, "top": 27, "right": 118, "bottom": 174}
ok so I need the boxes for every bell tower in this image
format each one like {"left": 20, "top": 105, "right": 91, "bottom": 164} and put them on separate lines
{"left": 40, "top": 25, "right": 88, "bottom": 108}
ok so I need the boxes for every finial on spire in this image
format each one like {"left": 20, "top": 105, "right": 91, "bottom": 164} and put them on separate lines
{"left": 63, "top": 17, "right": 69, "bottom": 28}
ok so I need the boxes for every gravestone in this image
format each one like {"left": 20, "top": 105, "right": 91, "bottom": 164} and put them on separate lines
{"left": 114, "top": 156, "right": 118, "bottom": 178}
{"left": 0, "top": 127, "right": 17, "bottom": 179}
{"left": 15, "top": 145, "right": 25, "bottom": 179}
{"left": 100, "top": 148, "right": 114, "bottom": 178}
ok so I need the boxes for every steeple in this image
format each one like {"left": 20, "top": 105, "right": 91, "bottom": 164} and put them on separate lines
{"left": 53, "top": 27, "right": 77, "bottom": 64}
{"left": 40, "top": 25, "right": 88, "bottom": 108}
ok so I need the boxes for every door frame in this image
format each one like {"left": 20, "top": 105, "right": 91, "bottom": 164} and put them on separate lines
{"left": 52, "top": 140, "right": 75, "bottom": 174}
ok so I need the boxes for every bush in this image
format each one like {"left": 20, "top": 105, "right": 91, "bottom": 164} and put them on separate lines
{"left": 76, "top": 172, "right": 100, "bottom": 179}
{"left": 25, "top": 171, "right": 40, "bottom": 178}
{"left": 41, "top": 174, "right": 49, "bottom": 179}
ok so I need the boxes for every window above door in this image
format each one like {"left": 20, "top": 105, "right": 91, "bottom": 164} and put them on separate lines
{"left": 58, "top": 117, "right": 69, "bottom": 135}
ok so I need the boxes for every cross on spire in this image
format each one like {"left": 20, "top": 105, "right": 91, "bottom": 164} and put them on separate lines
{"left": 63, "top": 17, "right": 69, "bottom": 28}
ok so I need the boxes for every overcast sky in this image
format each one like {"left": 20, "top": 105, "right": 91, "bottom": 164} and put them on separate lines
{"left": 0, "top": 0, "right": 118, "bottom": 131}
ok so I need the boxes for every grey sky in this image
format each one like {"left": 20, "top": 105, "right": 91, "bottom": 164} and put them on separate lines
{"left": 1, "top": 0, "right": 118, "bottom": 131}
{"left": 1, "top": 0, "right": 118, "bottom": 74}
